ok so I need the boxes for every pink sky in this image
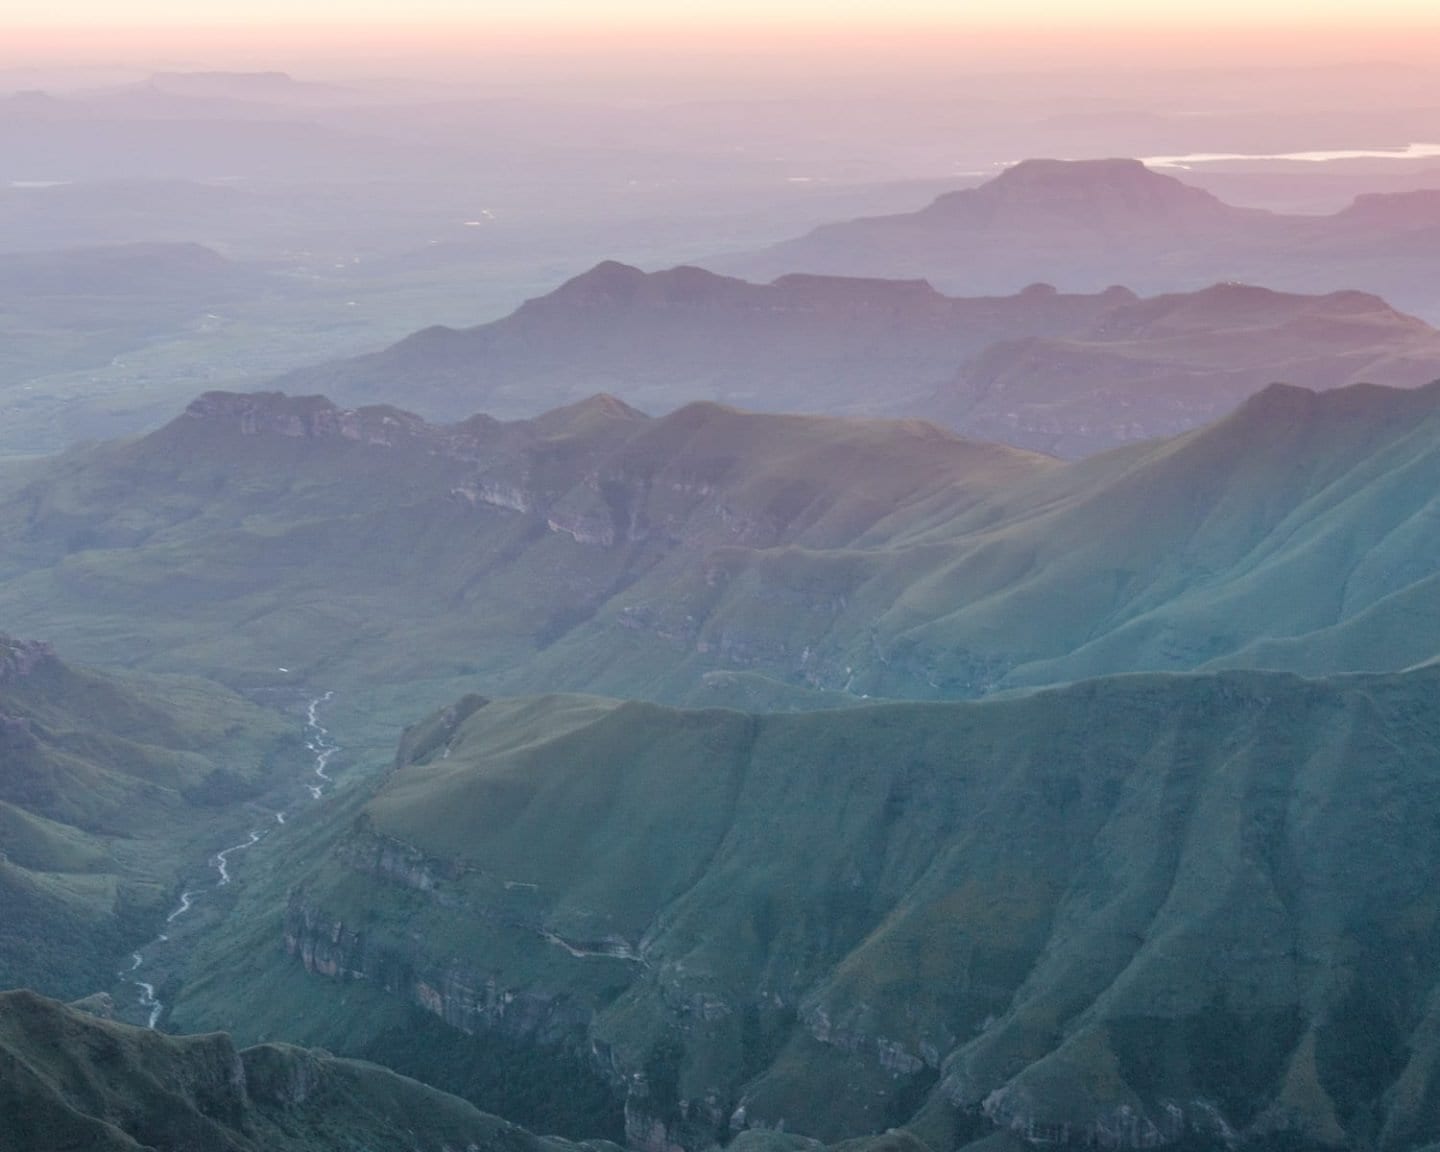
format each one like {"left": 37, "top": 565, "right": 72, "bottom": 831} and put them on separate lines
{"left": 3, "top": 1, "right": 1438, "bottom": 73}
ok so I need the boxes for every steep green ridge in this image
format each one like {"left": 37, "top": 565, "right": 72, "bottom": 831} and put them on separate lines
{"left": 4, "top": 381, "right": 1439, "bottom": 720}
{"left": 276, "top": 261, "right": 1440, "bottom": 458}
{"left": 0, "top": 389, "right": 1047, "bottom": 731}
{"left": 0, "top": 988, "right": 624, "bottom": 1152}
{"left": 0, "top": 635, "right": 299, "bottom": 1000}
{"left": 171, "top": 667, "right": 1440, "bottom": 1151}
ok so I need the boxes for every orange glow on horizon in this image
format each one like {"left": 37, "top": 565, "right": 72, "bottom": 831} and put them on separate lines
{"left": 3, "top": 5, "right": 1439, "bottom": 73}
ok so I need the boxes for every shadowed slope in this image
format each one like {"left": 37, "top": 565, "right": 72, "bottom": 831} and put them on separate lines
{"left": 275, "top": 255, "right": 1440, "bottom": 457}
{"left": 172, "top": 666, "right": 1440, "bottom": 1151}
{"left": 0, "top": 636, "right": 294, "bottom": 1000}
{"left": 2, "top": 382, "right": 1440, "bottom": 715}
{"left": 275, "top": 259, "right": 1129, "bottom": 433}
{"left": 0, "top": 989, "right": 621, "bottom": 1152}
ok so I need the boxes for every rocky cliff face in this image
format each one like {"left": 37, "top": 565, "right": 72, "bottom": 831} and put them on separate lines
{"left": 285, "top": 892, "right": 593, "bottom": 1044}
{"left": 0, "top": 635, "right": 55, "bottom": 685}
{"left": 183, "top": 390, "right": 491, "bottom": 455}
{"left": 253, "top": 670, "right": 1440, "bottom": 1152}
{"left": 283, "top": 825, "right": 593, "bottom": 1048}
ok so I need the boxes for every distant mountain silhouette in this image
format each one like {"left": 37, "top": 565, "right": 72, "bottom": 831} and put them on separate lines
{"left": 919, "top": 157, "right": 1255, "bottom": 231}
{"left": 277, "top": 260, "right": 1440, "bottom": 456}
{"left": 714, "top": 157, "right": 1440, "bottom": 321}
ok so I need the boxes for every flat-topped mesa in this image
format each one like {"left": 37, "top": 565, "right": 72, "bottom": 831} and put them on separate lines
{"left": 0, "top": 636, "right": 56, "bottom": 686}
{"left": 1093, "top": 282, "right": 1422, "bottom": 339}
{"left": 1339, "top": 188, "right": 1440, "bottom": 227}
{"left": 934, "top": 156, "right": 1243, "bottom": 221}
{"left": 766, "top": 272, "right": 943, "bottom": 309}
{"left": 988, "top": 156, "right": 1158, "bottom": 189}
{"left": 183, "top": 390, "right": 432, "bottom": 445}
{"left": 532, "top": 263, "right": 950, "bottom": 317}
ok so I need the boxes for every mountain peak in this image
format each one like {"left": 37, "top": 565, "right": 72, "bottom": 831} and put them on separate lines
{"left": 990, "top": 156, "right": 1153, "bottom": 188}
{"left": 923, "top": 156, "right": 1243, "bottom": 227}
{"left": 528, "top": 392, "right": 649, "bottom": 434}
{"left": 543, "top": 260, "right": 665, "bottom": 305}
{"left": 1339, "top": 188, "right": 1440, "bottom": 227}
{"left": 1220, "top": 378, "right": 1440, "bottom": 437}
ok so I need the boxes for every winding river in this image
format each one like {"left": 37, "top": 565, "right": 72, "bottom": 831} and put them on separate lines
{"left": 305, "top": 691, "right": 339, "bottom": 799}
{"left": 124, "top": 693, "right": 338, "bottom": 1029}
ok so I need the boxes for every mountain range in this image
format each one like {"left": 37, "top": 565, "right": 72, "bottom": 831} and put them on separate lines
{"left": 6, "top": 53, "right": 1440, "bottom": 1152}
{"left": 3, "top": 379, "right": 1440, "bottom": 1149}
{"left": 7, "top": 165, "right": 1440, "bottom": 1152}
{"left": 712, "top": 158, "right": 1440, "bottom": 324}
{"left": 159, "top": 665, "right": 1440, "bottom": 1152}
{"left": 276, "top": 258, "right": 1440, "bottom": 457}
{"left": 0, "top": 988, "right": 628, "bottom": 1152}
{"left": 1, "top": 380, "right": 1438, "bottom": 723}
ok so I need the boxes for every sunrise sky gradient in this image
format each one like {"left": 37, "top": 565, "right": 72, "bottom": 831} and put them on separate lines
{"left": 3, "top": 0, "right": 1438, "bottom": 73}
{"left": 3, "top": 0, "right": 1438, "bottom": 24}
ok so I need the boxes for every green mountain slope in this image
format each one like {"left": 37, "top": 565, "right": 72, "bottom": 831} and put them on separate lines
{"left": 2, "top": 381, "right": 1439, "bottom": 727}
{"left": 0, "top": 635, "right": 298, "bottom": 1000}
{"left": 0, "top": 988, "right": 623, "bottom": 1152}
{"left": 0, "top": 390, "right": 1046, "bottom": 731}
{"left": 167, "top": 667, "right": 1440, "bottom": 1151}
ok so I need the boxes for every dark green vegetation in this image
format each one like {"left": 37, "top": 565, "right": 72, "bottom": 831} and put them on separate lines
{"left": 0, "top": 988, "right": 626, "bottom": 1152}
{"left": 278, "top": 261, "right": 1440, "bottom": 457}
{"left": 0, "top": 635, "right": 298, "bottom": 1001}
{"left": 5, "top": 379, "right": 1440, "bottom": 1150}
{"left": 163, "top": 666, "right": 1440, "bottom": 1151}
{"left": 718, "top": 159, "right": 1440, "bottom": 324}
{"left": 6, "top": 66, "right": 1440, "bottom": 1152}
{"left": 1, "top": 380, "right": 1439, "bottom": 726}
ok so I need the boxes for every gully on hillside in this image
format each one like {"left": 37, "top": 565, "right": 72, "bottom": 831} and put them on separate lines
{"left": 122, "top": 692, "right": 341, "bottom": 1030}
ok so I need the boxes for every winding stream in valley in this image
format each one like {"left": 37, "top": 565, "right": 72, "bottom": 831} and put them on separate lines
{"left": 123, "top": 692, "right": 339, "bottom": 1028}
{"left": 305, "top": 691, "right": 338, "bottom": 799}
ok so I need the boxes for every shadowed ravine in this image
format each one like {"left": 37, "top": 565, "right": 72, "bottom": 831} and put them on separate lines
{"left": 123, "top": 693, "right": 340, "bottom": 1029}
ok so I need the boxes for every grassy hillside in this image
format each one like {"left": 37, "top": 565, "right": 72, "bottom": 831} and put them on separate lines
{"left": 168, "top": 666, "right": 1440, "bottom": 1151}
{"left": 0, "top": 390, "right": 1045, "bottom": 731}
{"left": 1, "top": 382, "right": 1439, "bottom": 726}
{"left": 0, "top": 635, "right": 300, "bottom": 1001}
{"left": 0, "top": 989, "right": 625, "bottom": 1152}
